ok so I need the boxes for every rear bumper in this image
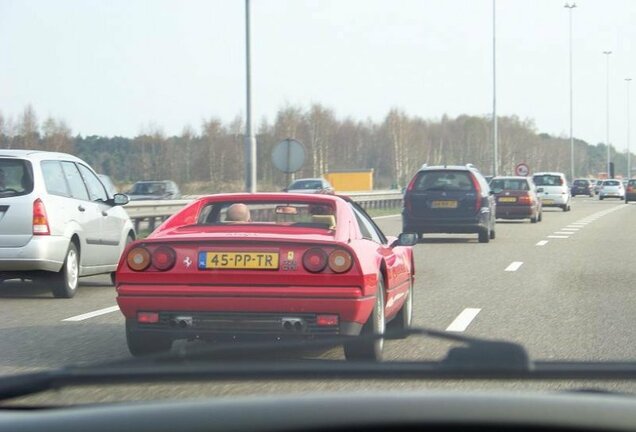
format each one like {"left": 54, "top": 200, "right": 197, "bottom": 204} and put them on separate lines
{"left": 117, "top": 284, "right": 374, "bottom": 338}
{"left": 0, "top": 236, "right": 68, "bottom": 273}
{"left": 495, "top": 206, "right": 534, "bottom": 219}
{"left": 600, "top": 191, "right": 623, "bottom": 198}
{"left": 626, "top": 192, "right": 636, "bottom": 201}
{"left": 539, "top": 195, "right": 569, "bottom": 206}
{"left": 402, "top": 213, "right": 489, "bottom": 234}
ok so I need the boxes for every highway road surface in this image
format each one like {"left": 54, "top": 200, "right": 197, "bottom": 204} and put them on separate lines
{"left": 2, "top": 197, "right": 636, "bottom": 404}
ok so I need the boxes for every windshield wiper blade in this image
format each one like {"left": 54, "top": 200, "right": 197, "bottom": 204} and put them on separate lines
{"left": 3, "top": 328, "right": 636, "bottom": 401}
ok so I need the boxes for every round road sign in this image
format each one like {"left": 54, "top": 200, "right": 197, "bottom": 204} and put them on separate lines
{"left": 515, "top": 163, "right": 530, "bottom": 176}
{"left": 272, "top": 139, "right": 305, "bottom": 174}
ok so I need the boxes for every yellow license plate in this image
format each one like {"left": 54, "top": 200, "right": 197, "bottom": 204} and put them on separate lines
{"left": 198, "top": 252, "right": 279, "bottom": 270}
{"left": 498, "top": 197, "right": 517, "bottom": 203}
{"left": 542, "top": 199, "right": 554, "bottom": 204}
{"left": 431, "top": 200, "right": 458, "bottom": 209}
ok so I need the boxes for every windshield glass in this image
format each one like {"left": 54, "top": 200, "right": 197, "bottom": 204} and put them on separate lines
{"left": 490, "top": 178, "right": 529, "bottom": 191}
{"left": 289, "top": 180, "right": 323, "bottom": 190}
{"left": 532, "top": 175, "right": 564, "bottom": 186}
{"left": 4, "top": 0, "right": 636, "bottom": 409}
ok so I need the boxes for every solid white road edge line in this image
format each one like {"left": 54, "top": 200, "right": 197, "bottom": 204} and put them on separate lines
{"left": 372, "top": 214, "right": 401, "bottom": 220}
{"left": 505, "top": 261, "right": 524, "bottom": 272}
{"left": 62, "top": 305, "right": 120, "bottom": 322}
{"left": 446, "top": 308, "right": 481, "bottom": 332}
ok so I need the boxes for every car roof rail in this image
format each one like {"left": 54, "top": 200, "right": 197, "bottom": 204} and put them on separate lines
{"left": 465, "top": 163, "right": 479, "bottom": 171}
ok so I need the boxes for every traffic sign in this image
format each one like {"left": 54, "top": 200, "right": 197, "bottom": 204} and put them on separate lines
{"left": 272, "top": 139, "right": 305, "bottom": 174}
{"left": 515, "top": 163, "right": 529, "bottom": 176}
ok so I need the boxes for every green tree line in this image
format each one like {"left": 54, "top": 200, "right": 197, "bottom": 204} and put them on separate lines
{"left": 0, "top": 104, "right": 632, "bottom": 192}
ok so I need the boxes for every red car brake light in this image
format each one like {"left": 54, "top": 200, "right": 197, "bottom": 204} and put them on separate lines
{"left": 328, "top": 249, "right": 353, "bottom": 273}
{"left": 518, "top": 193, "right": 533, "bottom": 205}
{"left": 32, "top": 198, "right": 50, "bottom": 235}
{"left": 303, "top": 248, "right": 328, "bottom": 273}
{"left": 470, "top": 174, "right": 482, "bottom": 212}
{"left": 127, "top": 247, "right": 151, "bottom": 271}
{"left": 152, "top": 246, "right": 176, "bottom": 271}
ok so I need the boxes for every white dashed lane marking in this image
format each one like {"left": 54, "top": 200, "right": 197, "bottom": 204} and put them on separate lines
{"left": 536, "top": 240, "right": 549, "bottom": 246}
{"left": 548, "top": 235, "right": 569, "bottom": 239}
{"left": 62, "top": 306, "right": 120, "bottom": 322}
{"left": 446, "top": 308, "right": 481, "bottom": 332}
{"left": 505, "top": 261, "right": 524, "bottom": 272}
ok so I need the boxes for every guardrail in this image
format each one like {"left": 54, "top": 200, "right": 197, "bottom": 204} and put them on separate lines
{"left": 124, "top": 191, "right": 403, "bottom": 232}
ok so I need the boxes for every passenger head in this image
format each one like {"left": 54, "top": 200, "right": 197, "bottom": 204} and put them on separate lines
{"left": 226, "top": 203, "right": 251, "bottom": 222}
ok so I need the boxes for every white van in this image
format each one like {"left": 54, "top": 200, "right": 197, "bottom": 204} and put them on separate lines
{"left": 532, "top": 172, "right": 571, "bottom": 212}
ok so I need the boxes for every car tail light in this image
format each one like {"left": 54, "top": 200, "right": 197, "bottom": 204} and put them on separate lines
{"left": 137, "top": 311, "right": 159, "bottom": 324}
{"left": 518, "top": 194, "right": 533, "bottom": 205}
{"left": 127, "top": 247, "right": 151, "bottom": 271}
{"left": 152, "top": 246, "right": 176, "bottom": 271}
{"left": 406, "top": 175, "right": 418, "bottom": 192}
{"left": 303, "top": 248, "right": 328, "bottom": 273}
{"left": 628, "top": 186, "right": 634, "bottom": 193}
{"left": 316, "top": 314, "right": 339, "bottom": 326}
{"left": 328, "top": 249, "right": 353, "bottom": 273}
{"left": 32, "top": 199, "right": 50, "bottom": 235}
{"left": 470, "top": 174, "right": 482, "bottom": 212}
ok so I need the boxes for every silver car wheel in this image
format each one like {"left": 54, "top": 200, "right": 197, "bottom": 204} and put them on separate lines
{"left": 65, "top": 248, "right": 79, "bottom": 292}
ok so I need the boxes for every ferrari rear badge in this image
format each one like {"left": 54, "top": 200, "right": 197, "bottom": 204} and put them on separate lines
{"left": 183, "top": 256, "right": 192, "bottom": 268}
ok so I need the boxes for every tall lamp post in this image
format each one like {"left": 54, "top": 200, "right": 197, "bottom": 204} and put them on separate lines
{"left": 492, "top": 0, "right": 498, "bottom": 177}
{"left": 627, "top": 78, "right": 632, "bottom": 179}
{"left": 244, "top": 0, "right": 257, "bottom": 192}
{"left": 564, "top": 3, "right": 576, "bottom": 181}
{"left": 603, "top": 51, "right": 612, "bottom": 178}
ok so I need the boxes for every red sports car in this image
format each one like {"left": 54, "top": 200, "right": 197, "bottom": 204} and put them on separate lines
{"left": 116, "top": 193, "right": 417, "bottom": 361}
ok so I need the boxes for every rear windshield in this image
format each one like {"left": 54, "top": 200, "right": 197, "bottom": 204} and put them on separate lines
{"left": 197, "top": 201, "right": 337, "bottom": 230}
{"left": 413, "top": 171, "right": 474, "bottom": 192}
{"left": 603, "top": 180, "right": 620, "bottom": 186}
{"left": 573, "top": 180, "right": 589, "bottom": 185}
{"left": 490, "top": 178, "right": 529, "bottom": 191}
{"left": 0, "top": 158, "right": 34, "bottom": 198}
{"left": 289, "top": 180, "right": 323, "bottom": 190}
{"left": 129, "top": 182, "right": 167, "bottom": 195}
{"left": 532, "top": 175, "right": 564, "bottom": 186}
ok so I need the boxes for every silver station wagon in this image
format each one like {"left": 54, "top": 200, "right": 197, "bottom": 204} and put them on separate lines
{"left": 0, "top": 150, "right": 135, "bottom": 298}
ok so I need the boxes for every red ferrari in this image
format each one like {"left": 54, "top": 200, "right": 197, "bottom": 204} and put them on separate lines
{"left": 116, "top": 193, "right": 417, "bottom": 361}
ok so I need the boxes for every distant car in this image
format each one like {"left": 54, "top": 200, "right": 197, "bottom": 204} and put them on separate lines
{"left": 97, "top": 174, "right": 118, "bottom": 198}
{"left": 127, "top": 180, "right": 181, "bottom": 201}
{"left": 625, "top": 179, "right": 636, "bottom": 203}
{"left": 532, "top": 172, "right": 571, "bottom": 212}
{"left": 490, "top": 176, "right": 542, "bottom": 223}
{"left": 484, "top": 175, "right": 494, "bottom": 184}
{"left": 599, "top": 179, "right": 625, "bottom": 200}
{"left": 0, "top": 150, "right": 135, "bottom": 298}
{"left": 594, "top": 179, "right": 603, "bottom": 195}
{"left": 570, "top": 179, "right": 594, "bottom": 197}
{"left": 116, "top": 193, "right": 417, "bottom": 360}
{"left": 402, "top": 164, "right": 496, "bottom": 243}
{"left": 284, "top": 178, "right": 334, "bottom": 194}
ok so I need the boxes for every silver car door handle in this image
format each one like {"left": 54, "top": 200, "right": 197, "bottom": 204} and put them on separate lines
{"left": 78, "top": 205, "right": 85, "bottom": 212}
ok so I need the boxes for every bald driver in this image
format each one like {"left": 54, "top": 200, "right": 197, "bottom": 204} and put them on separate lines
{"left": 226, "top": 203, "right": 251, "bottom": 222}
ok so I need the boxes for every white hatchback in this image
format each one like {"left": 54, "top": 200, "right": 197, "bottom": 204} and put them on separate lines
{"left": 599, "top": 179, "right": 625, "bottom": 200}
{"left": 532, "top": 172, "right": 572, "bottom": 212}
{"left": 0, "top": 150, "right": 135, "bottom": 298}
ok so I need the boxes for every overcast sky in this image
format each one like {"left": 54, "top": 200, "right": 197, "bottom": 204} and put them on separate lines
{"left": 1, "top": 0, "right": 636, "bottom": 150}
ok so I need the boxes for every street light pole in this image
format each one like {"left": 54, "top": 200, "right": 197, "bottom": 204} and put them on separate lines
{"left": 565, "top": 3, "right": 576, "bottom": 181}
{"left": 244, "top": 0, "right": 257, "bottom": 192}
{"left": 492, "top": 0, "right": 498, "bottom": 177}
{"left": 627, "top": 78, "right": 632, "bottom": 179}
{"left": 603, "top": 51, "right": 612, "bottom": 178}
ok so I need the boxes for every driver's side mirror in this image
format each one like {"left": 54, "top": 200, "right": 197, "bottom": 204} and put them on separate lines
{"left": 391, "top": 232, "right": 419, "bottom": 247}
{"left": 112, "top": 193, "right": 130, "bottom": 206}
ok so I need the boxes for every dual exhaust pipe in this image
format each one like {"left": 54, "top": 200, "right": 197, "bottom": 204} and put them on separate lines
{"left": 167, "top": 316, "right": 307, "bottom": 332}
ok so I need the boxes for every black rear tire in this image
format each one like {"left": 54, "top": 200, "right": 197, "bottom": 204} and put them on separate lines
{"left": 478, "top": 228, "right": 490, "bottom": 243}
{"left": 344, "top": 274, "right": 386, "bottom": 361}
{"left": 51, "top": 242, "right": 80, "bottom": 299}
{"left": 387, "top": 275, "right": 413, "bottom": 338}
{"left": 126, "top": 320, "right": 173, "bottom": 356}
